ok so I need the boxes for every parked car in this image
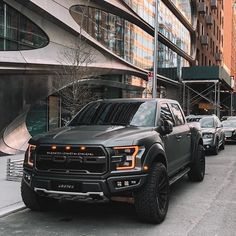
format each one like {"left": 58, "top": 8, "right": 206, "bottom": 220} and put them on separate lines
{"left": 222, "top": 120, "right": 236, "bottom": 142}
{"left": 21, "top": 98, "right": 205, "bottom": 224}
{"left": 221, "top": 116, "right": 230, "bottom": 121}
{"left": 186, "top": 115, "right": 225, "bottom": 155}
{"left": 226, "top": 116, "right": 236, "bottom": 121}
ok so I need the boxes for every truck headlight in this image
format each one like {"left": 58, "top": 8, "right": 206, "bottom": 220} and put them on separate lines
{"left": 25, "top": 144, "right": 36, "bottom": 167}
{"left": 111, "top": 146, "right": 145, "bottom": 170}
{"left": 203, "top": 133, "right": 214, "bottom": 139}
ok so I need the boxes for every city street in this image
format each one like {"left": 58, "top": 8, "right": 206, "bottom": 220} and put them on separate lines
{"left": 0, "top": 144, "right": 236, "bottom": 236}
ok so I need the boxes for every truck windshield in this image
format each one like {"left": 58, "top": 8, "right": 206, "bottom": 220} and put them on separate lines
{"left": 69, "top": 101, "right": 156, "bottom": 127}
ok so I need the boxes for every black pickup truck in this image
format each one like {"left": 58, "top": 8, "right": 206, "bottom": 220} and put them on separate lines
{"left": 21, "top": 98, "right": 205, "bottom": 223}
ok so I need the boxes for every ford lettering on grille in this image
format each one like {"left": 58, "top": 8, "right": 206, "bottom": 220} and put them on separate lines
{"left": 36, "top": 145, "right": 107, "bottom": 174}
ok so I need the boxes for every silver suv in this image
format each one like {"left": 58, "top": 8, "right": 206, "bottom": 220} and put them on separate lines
{"left": 187, "top": 115, "right": 225, "bottom": 155}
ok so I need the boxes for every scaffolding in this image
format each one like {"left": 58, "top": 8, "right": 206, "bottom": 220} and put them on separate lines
{"left": 182, "top": 79, "right": 234, "bottom": 117}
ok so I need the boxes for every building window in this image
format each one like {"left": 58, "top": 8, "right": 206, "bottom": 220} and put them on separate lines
{"left": 70, "top": 5, "right": 154, "bottom": 70}
{"left": 0, "top": 2, "right": 48, "bottom": 51}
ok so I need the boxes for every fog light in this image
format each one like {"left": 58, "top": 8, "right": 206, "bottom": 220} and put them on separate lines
{"left": 115, "top": 179, "right": 139, "bottom": 188}
{"left": 130, "top": 180, "right": 138, "bottom": 185}
{"left": 116, "top": 181, "right": 123, "bottom": 187}
{"left": 24, "top": 173, "right": 31, "bottom": 183}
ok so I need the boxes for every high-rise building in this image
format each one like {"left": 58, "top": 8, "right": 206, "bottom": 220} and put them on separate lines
{"left": 196, "top": 0, "right": 223, "bottom": 66}
{"left": 231, "top": 2, "right": 236, "bottom": 90}
{"left": 182, "top": 0, "right": 234, "bottom": 117}
{"left": 223, "top": 0, "right": 233, "bottom": 74}
{"left": 0, "top": 0, "right": 195, "bottom": 153}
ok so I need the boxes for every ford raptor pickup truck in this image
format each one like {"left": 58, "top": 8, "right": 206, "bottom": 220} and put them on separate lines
{"left": 21, "top": 98, "right": 205, "bottom": 223}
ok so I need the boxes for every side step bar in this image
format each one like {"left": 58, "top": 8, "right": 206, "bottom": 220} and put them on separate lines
{"left": 169, "top": 167, "right": 190, "bottom": 185}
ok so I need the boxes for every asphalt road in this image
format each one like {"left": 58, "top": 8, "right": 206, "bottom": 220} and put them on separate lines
{"left": 0, "top": 144, "right": 236, "bottom": 236}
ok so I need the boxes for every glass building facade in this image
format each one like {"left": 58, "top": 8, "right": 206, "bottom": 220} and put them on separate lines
{"left": 70, "top": 1, "right": 192, "bottom": 82}
{"left": 0, "top": 1, "right": 48, "bottom": 51}
{"left": 170, "top": 0, "right": 191, "bottom": 24}
{"left": 123, "top": 0, "right": 155, "bottom": 27}
{"left": 158, "top": 1, "right": 191, "bottom": 54}
{"left": 70, "top": 5, "right": 154, "bottom": 70}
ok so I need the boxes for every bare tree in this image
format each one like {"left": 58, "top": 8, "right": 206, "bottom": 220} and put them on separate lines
{"left": 53, "top": 3, "right": 98, "bottom": 118}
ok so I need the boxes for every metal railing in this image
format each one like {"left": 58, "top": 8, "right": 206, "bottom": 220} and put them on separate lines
{"left": 6, "top": 158, "right": 23, "bottom": 182}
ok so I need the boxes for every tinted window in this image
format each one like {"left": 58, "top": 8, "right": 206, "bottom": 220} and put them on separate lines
{"left": 170, "top": 103, "right": 185, "bottom": 126}
{"left": 69, "top": 101, "right": 156, "bottom": 127}
{"left": 0, "top": 2, "right": 48, "bottom": 51}
{"left": 160, "top": 103, "right": 174, "bottom": 123}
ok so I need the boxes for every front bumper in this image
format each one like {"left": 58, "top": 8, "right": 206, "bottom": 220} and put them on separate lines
{"left": 203, "top": 138, "right": 215, "bottom": 151}
{"left": 225, "top": 132, "right": 236, "bottom": 141}
{"left": 23, "top": 170, "right": 148, "bottom": 201}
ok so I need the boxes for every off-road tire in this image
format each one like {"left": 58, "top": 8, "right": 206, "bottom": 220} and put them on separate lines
{"left": 21, "top": 179, "right": 54, "bottom": 211}
{"left": 134, "top": 163, "right": 169, "bottom": 224}
{"left": 188, "top": 144, "right": 205, "bottom": 182}
{"left": 220, "top": 138, "right": 225, "bottom": 150}
{"left": 212, "top": 138, "right": 219, "bottom": 155}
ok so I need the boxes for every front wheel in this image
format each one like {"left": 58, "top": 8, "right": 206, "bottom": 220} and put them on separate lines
{"left": 21, "top": 179, "right": 56, "bottom": 211}
{"left": 220, "top": 137, "right": 225, "bottom": 150}
{"left": 188, "top": 144, "right": 205, "bottom": 182}
{"left": 134, "top": 163, "right": 169, "bottom": 224}
{"left": 212, "top": 139, "right": 219, "bottom": 155}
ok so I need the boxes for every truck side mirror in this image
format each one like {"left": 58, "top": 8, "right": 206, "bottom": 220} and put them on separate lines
{"left": 157, "top": 120, "right": 173, "bottom": 135}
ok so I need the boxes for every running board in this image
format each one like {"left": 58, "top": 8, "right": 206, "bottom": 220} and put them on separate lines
{"left": 169, "top": 167, "right": 190, "bottom": 185}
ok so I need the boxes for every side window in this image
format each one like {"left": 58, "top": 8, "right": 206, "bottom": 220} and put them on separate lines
{"left": 170, "top": 103, "right": 185, "bottom": 126}
{"left": 160, "top": 103, "right": 174, "bottom": 123}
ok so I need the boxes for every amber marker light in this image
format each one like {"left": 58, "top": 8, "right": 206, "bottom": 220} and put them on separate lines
{"left": 65, "top": 146, "right": 71, "bottom": 151}
{"left": 51, "top": 145, "right": 57, "bottom": 150}
{"left": 143, "top": 165, "right": 149, "bottom": 171}
{"left": 80, "top": 146, "right": 86, "bottom": 151}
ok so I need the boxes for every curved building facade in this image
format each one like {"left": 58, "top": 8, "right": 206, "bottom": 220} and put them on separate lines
{"left": 0, "top": 0, "right": 196, "bottom": 153}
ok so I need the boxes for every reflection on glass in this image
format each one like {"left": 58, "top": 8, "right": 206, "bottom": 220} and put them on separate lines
{"left": 169, "top": 0, "right": 191, "bottom": 23}
{"left": 69, "top": 100, "right": 156, "bottom": 127}
{"left": 0, "top": 2, "right": 48, "bottom": 51}
{"left": 70, "top": 5, "right": 153, "bottom": 70}
{"left": 123, "top": 0, "right": 191, "bottom": 54}
{"left": 123, "top": 0, "right": 155, "bottom": 26}
{"left": 70, "top": 3, "right": 191, "bottom": 81}
{"left": 159, "top": 1, "right": 191, "bottom": 54}
{"left": 158, "top": 42, "right": 189, "bottom": 80}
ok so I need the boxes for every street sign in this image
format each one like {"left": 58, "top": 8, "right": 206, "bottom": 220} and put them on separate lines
{"left": 148, "top": 71, "right": 154, "bottom": 78}
{"left": 148, "top": 72, "right": 153, "bottom": 89}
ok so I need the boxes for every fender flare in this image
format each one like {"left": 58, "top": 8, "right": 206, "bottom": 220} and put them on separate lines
{"left": 143, "top": 143, "right": 168, "bottom": 170}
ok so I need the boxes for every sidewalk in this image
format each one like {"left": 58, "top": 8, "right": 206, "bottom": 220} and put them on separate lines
{"left": 0, "top": 153, "right": 26, "bottom": 217}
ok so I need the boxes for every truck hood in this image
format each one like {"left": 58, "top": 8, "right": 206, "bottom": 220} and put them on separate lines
{"left": 30, "top": 125, "right": 155, "bottom": 147}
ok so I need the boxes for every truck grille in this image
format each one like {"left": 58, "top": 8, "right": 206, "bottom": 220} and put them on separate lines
{"left": 35, "top": 145, "right": 107, "bottom": 175}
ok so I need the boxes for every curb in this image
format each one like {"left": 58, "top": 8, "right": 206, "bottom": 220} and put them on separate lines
{"left": 0, "top": 202, "right": 26, "bottom": 218}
